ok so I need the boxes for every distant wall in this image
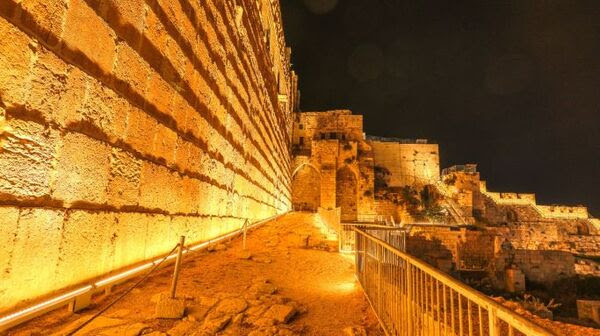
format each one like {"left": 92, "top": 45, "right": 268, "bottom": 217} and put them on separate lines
{"left": 369, "top": 141, "right": 440, "bottom": 187}
{"left": 0, "top": 0, "right": 295, "bottom": 312}
{"left": 536, "top": 205, "right": 589, "bottom": 219}
{"left": 292, "top": 110, "right": 363, "bottom": 149}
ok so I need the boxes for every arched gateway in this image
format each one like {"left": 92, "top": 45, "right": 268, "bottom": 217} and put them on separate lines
{"left": 291, "top": 164, "right": 321, "bottom": 211}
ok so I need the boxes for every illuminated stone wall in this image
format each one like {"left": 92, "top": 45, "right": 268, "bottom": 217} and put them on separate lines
{"left": 368, "top": 140, "right": 440, "bottom": 188}
{"left": 0, "top": 0, "right": 296, "bottom": 312}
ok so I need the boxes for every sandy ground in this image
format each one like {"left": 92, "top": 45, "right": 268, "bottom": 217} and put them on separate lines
{"left": 6, "top": 212, "right": 383, "bottom": 336}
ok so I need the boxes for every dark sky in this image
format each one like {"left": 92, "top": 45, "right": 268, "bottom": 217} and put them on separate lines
{"left": 281, "top": 0, "right": 600, "bottom": 216}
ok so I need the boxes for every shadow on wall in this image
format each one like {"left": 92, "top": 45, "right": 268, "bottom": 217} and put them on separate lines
{"left": 457, "top": 231, "right": 495, "bottom": 271}
{"left": 406, "top": 234, "right": 454, "bottom": 273}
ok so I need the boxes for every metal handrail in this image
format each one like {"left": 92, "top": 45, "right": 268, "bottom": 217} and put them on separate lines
{"left": 353, "top": 227, "right": 555, "bottom": 336}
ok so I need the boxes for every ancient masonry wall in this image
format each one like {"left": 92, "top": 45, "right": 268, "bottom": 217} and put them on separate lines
{"left": 368, "top": 141, "right": 440, "bottom": 188}
{"left": 0, "top": 0, "right": 296, "bottom": 313}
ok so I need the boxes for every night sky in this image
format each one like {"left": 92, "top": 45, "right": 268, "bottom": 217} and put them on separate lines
{"left": 281, "top": 0, "right": 600, "bottom": 216}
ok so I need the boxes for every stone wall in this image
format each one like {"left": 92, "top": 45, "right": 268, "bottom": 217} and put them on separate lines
{"left": 369, "top": 140, "right": 439, "bottom": 188}
{"left": 0, "top": 0, "right": 295, "bottom": 313}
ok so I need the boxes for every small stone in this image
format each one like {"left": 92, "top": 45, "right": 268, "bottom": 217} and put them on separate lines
{"left": 246, "top": 305, "right": 268, "bottom": 317}
{"left": 238, "top": 250, "right": 252, "bottom": 259}
{"left": 215, "top": 298, "right": 248, "bottom": 315}
{"left": 155, "top": 292, "right": 186, "bottom": 319}
{"left": 232, "top": 312, "right": 245, "bottom": 325}
{"left": 251, "top": 317, "right": 277, "bottom": 328}
{"left": 167, "top": 320, "right": 200, "bottom": 336}
{"left": 287, "top": 301, "right": 307, "bottom": 314}
{"left": 252, "top": 255, "right": 272, "bottom": 264}
{"left": 198, "top": 296, "right": 219, "bottom": 308}
{"left": 343, "top": 326, "right": 367, "bottom": 336}
{"left": 187, "top": 305, "right": 211, "bottom": 322}
{"left": 259, "top": 295, "right": 286, "bottom": 305}
{"left": 264, "top": 304, "right": 296, "bottom": 324}
{"left": 249, "top": 282, "right": 278, "bottom": 296}
{"left": 247, "top": 329, "right": 273, "bottom": 336}
{"left": 277, "top": 328, "right": 298, "bottom": 336}
{"left": 143, "top": 332, "right": 167, "bottom": 336}
{"left": 201, "top": 315, "right": 231, "bottom": 334}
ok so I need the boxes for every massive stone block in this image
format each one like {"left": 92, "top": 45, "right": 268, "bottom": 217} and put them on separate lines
{"left": 4, "top": 208, "right": 65, "bottom": 305}
{"left": 62, "top": 0, "right": 116, "bottom": 74}
{"left": 52, "top": 132, "right": 111, "bottom": 205}
{"left": 0, "top": 16, "right": 34, "bottom": 108}
{"left": 0, "top": 119, "right": 58, "bottom": 199}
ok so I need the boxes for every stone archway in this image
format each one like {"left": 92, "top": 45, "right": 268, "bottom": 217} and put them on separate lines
{"left": 336, "top": 166, "right": 358, "bottom": 221}
{"left": 292, "top": 164, "right": 321, "bottom": 211}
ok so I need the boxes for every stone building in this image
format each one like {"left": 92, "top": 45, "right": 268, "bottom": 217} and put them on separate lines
{"left": 291, "top": 110, "right": 374, "bottom": 221}
{"left": 290, "top": 110, "right": 441, "bottom": 223}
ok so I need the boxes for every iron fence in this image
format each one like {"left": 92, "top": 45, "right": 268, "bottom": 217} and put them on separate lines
{"left": 354, "top": 227, "right": 555, "bottom": 336}
{"left": 339, "top": 223, "right": 407, "bottom": 253}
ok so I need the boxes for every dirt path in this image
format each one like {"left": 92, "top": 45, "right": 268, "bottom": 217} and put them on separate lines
{"left": 8, "top": 212, "right": 383, "bottom": 336}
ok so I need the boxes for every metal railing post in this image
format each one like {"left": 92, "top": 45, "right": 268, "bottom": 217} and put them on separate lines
{"left": 170, "top": 236, "right": 185, "bottom": 299}
{"left": 488, "top": 307, "right": 499, "bottom": 336}
{"left": 407, "top": 264, "right": 413, "bottom": 336}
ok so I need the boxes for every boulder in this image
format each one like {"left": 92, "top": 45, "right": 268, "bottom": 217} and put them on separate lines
{"left": 263, "top": 304, "right": 296, "bottom": 324}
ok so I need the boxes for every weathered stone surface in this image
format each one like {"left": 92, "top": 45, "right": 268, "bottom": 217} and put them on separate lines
{"left": 155, "top": 293, "right": 186, "bottom": 319}
{"left": 263, "top": 304, "right": 296, "bottom": 324}
{"left": 215, "top": 298, "right": 248, "bottom": 315}
{"left": 167, "top": 320, "right": 200, "bottom": 336}
{"left": 200, "top": 315, "right": 231, "bottom": 334}
{"left": 248, "top": 282, "right": 278, "bottom": 296}
{"left": 62, "top": 0, "right": 116, "bottom": 74}
{"left": 0, "top": 119, "right": 58, "bottom": 199}
{"left": 52, "top": 132, "right": 111, "bottom": 204}
{"left": 0, "top": 17, "right": 34, "bottom": 107}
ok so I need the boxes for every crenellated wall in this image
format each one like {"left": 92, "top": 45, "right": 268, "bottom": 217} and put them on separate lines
{"left": 0, "top": 0, "right": 296, "bottom": 313}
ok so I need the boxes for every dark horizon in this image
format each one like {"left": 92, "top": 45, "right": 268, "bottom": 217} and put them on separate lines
{"left": 281, "top": 0, "right": 600, "bottom": 216}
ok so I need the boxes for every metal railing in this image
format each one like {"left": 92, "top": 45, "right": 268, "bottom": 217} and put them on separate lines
{"left": 354, "top": 228, "right": 555, "bottom": 336}
{"left": 0, "top": 212, "right": 289, "bottom": 332}
{"left": 339, "top": 221, "right": 407, "bottom": 253}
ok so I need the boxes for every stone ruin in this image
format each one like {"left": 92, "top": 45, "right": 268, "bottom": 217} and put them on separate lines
{"left": 291, "top": 109, "right": 600, "bottom": 322}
